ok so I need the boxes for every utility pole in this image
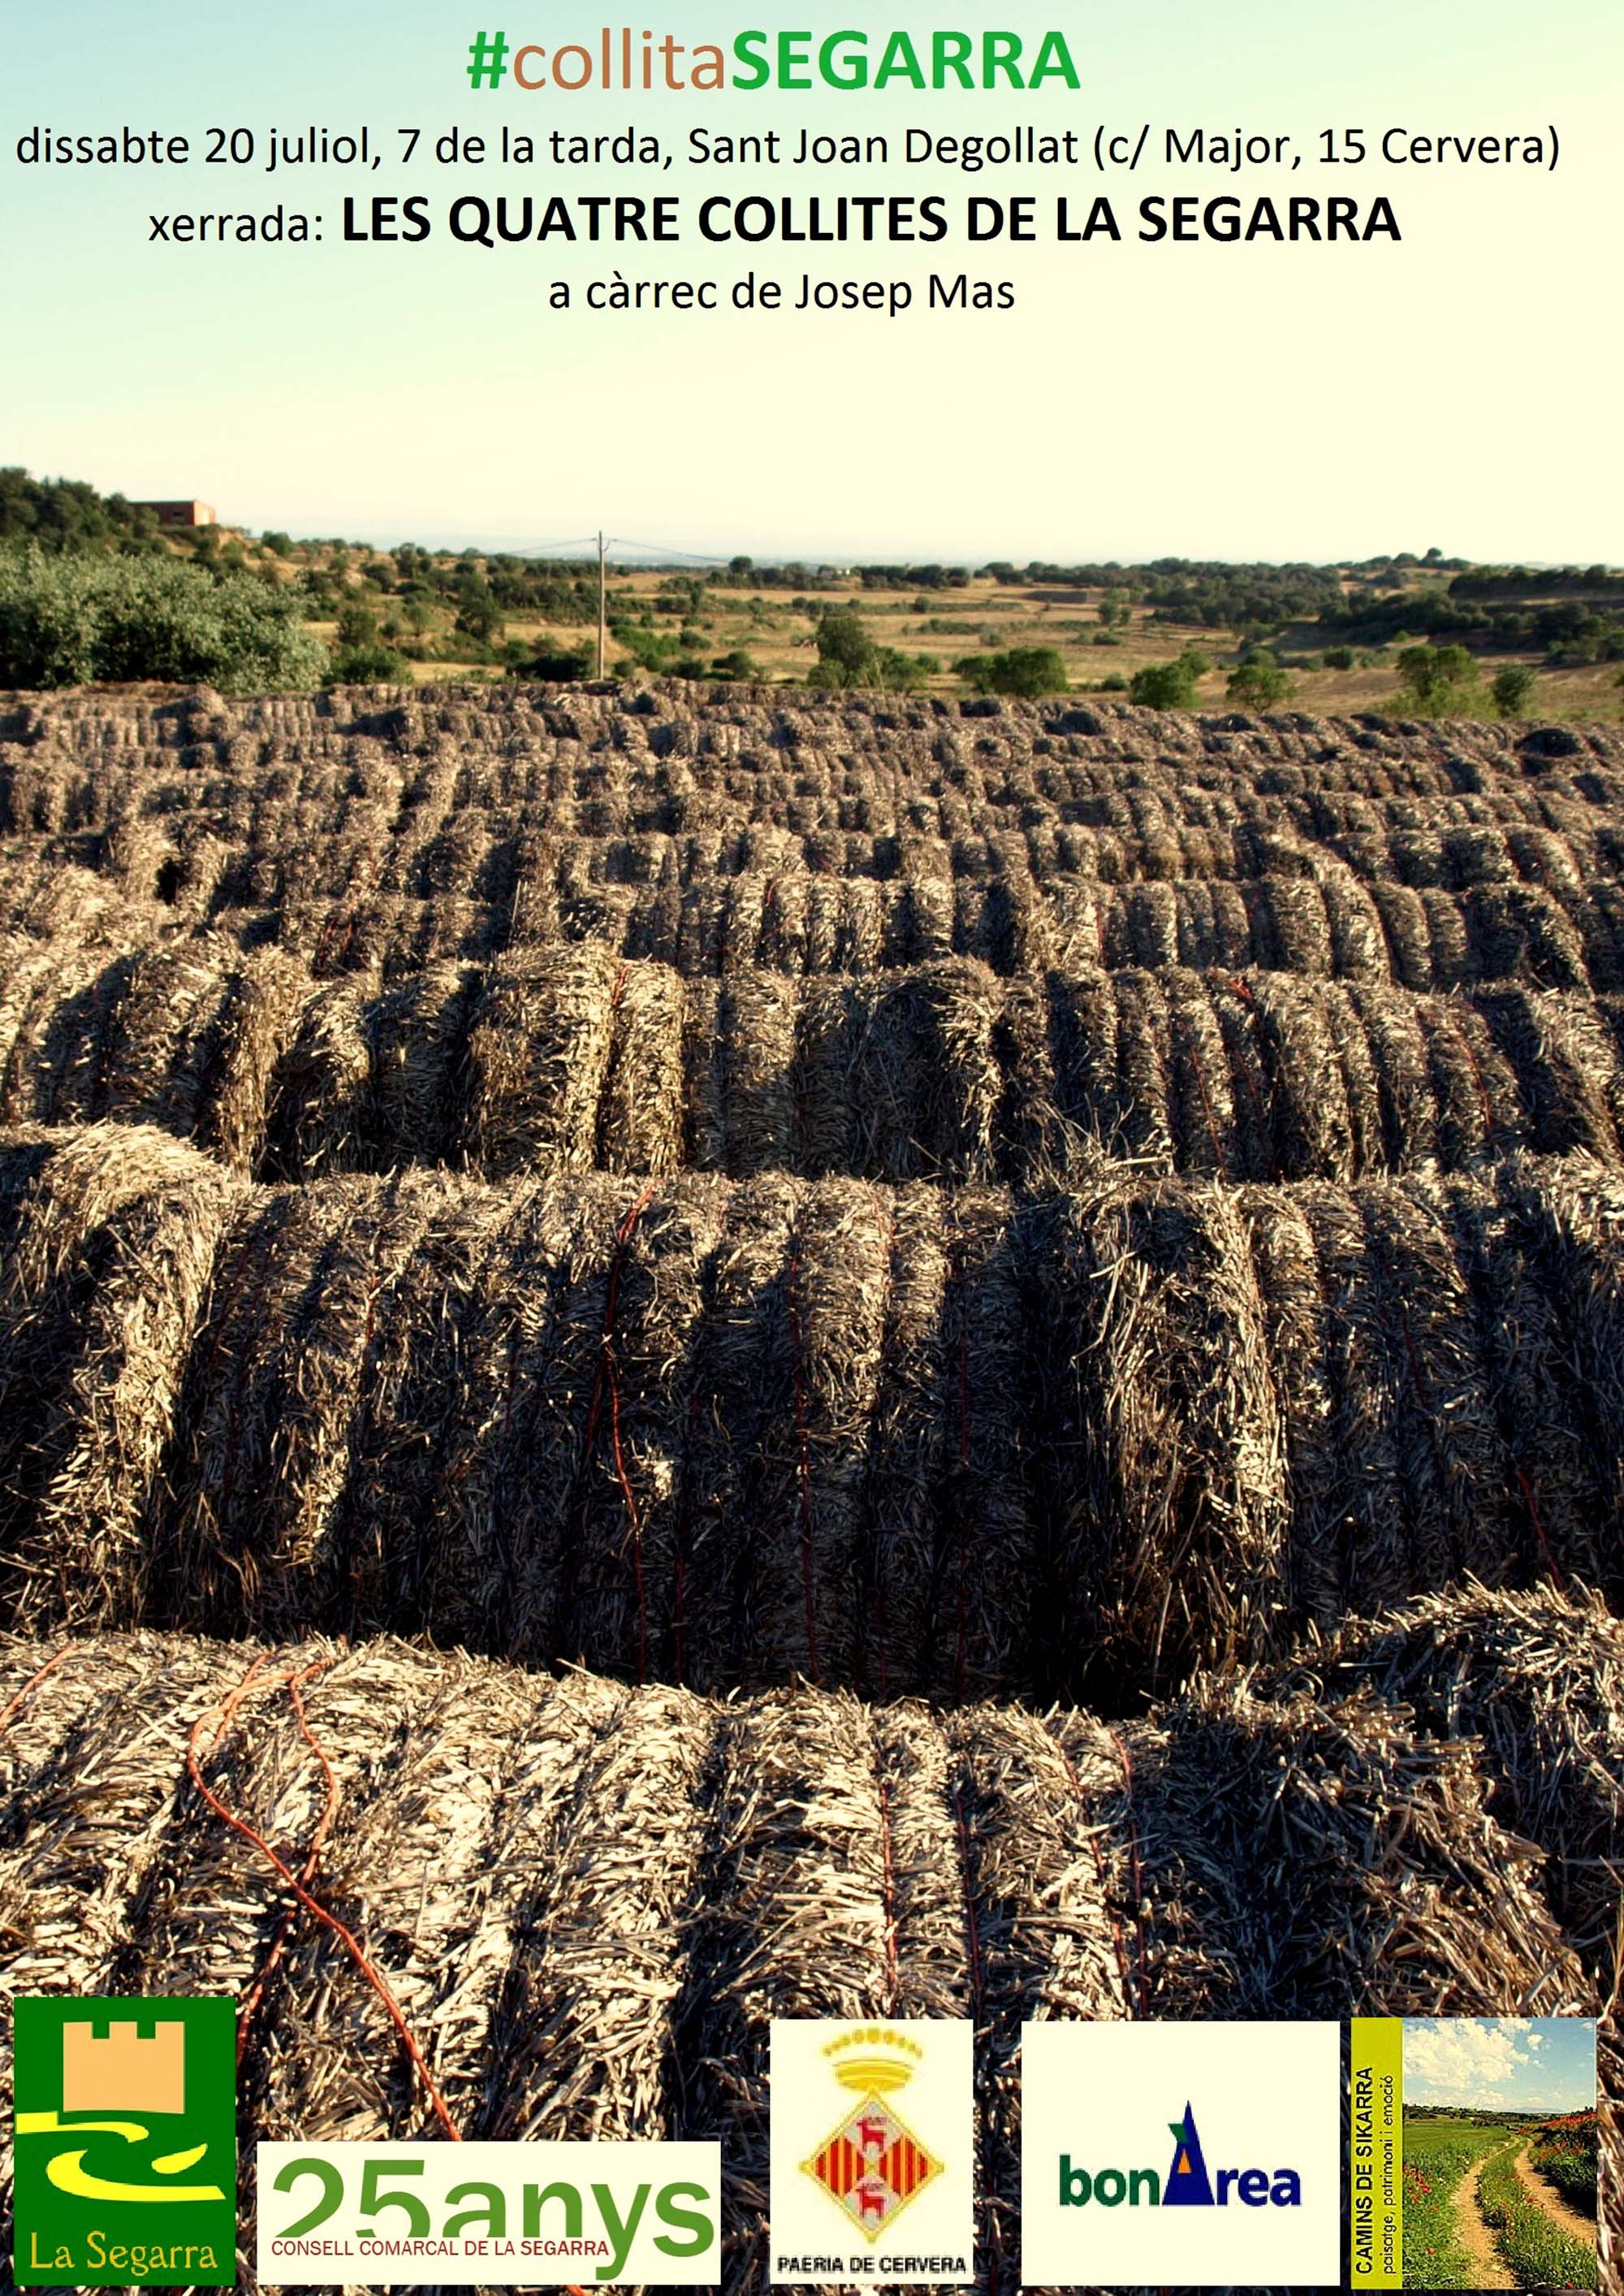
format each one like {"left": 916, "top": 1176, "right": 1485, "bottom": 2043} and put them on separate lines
{"left": 597, "top": 530, "right": 607, "bottom": 679}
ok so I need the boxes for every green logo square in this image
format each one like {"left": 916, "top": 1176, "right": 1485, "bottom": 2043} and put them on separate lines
{"left": 13, "top": 1996, "right": 237, "bottom": 2286}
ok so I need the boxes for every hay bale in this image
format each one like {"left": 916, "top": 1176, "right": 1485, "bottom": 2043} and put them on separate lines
{"left": 1297, "top": 1584, "right": 1624, "bottom": 1983}
{"left": 714, "top": 972, "right": 801, "bottom": 1177}
{"left": 261, "top": 972, "right": 378, "bottom": 1178}
{"left": 1477, "top": 986, "right": 1624, "bottom": 1161}
{"left": 1249, "top": 973, "right": 1356, "bottom": 1182}
{"left": 1345, "top": 981, "right": 1436, "bottom": 1169}
{"left": 159, "top": 1170, "right": 455, "bottom": 1641}
{"left": 594, "top": 958, "right": 685, "bottom": 1175}
{"left": 1161, "top": 974, "right": 1242, "bottom": 1180}
{"left": 461, "top": 945, "right": 621, "bottom": 1178}
{"left": 0, "top": 1125, "right": 244, "bottom": 1632}
{"left": 1026, "top": 1180, "right": 1289, "bottom": 1698}
{"left": 1122, "top": 1677, "right": 1587, "bottom": 2017}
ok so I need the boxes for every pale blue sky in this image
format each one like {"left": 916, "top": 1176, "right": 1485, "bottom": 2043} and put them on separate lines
{"left": 1405, "top": 2019, "right": 1596, "bottom": 2115}
{"left": 6, "top": 0, "right": 1620, "bottom": 558}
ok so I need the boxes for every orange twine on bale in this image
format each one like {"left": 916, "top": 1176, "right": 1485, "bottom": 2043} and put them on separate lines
{"left": 188, "top": 1650, "right": 594, "bottom": 2296}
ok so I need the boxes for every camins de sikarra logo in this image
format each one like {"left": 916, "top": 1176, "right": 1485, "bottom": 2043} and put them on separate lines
{"left": 1059, "top": 2099, "right": 1305, "bottom": 2212}
{"left": 12, "top": 1997, "right": 236, "bottom": 2286}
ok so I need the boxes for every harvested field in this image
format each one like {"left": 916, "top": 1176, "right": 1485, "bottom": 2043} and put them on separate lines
{"left": 2, "top": 683, "right": 1622, "bottom": 2291}
{"left": 2, "top": 1122, "right": 1622, "bottom": 1697}
{"left": 0, "top": 1589, "right": 1611, "bottom": 2291}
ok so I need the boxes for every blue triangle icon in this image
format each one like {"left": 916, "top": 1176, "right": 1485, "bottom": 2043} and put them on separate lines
{"left": 1164, "top": 2100, "right": 1215, "bottom": 2205}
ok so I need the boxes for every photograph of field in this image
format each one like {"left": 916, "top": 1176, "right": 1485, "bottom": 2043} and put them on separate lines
{"left": 2, "top": 632, "right": 1622, "bottom": 2290}
{"left": 1398, "top": 2020, "right": 1599, "bottom": 2290}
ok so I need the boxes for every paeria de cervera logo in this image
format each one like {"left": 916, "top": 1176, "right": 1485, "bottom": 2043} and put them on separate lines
{"left": 12, "top": 1997, "right": 236, "bottom": 2287}
{"left": 771, "top": 2019, "right": 974, "bottom": 2285}
{"left": 1021, "top": 2021, "right": 1339, "bottom": 2287}
{"left": 1059, "top": 2098, "right": 1304, "bottom": 2210}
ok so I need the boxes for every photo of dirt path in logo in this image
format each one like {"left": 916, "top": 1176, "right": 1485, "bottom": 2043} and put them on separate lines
{"left": 1401, "top": 2019, "right": 1598, "bottom": 2296}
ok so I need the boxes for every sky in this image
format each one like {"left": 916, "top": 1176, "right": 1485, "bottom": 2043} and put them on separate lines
{"left": 6, "top": 0, "right": 1622, "bottom": 561}
{"left": 1404, "top": 2019, "right": 1596, "bottom": 2115}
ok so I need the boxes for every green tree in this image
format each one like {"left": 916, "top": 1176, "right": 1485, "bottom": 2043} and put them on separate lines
{"left": 1129, "top": 656, "right": 1202, "bottom": 711}
{"left": 335, "top": 600, "right": 379, "bottom": 650}
{"left": 1226, "top": 651, "right": 1294, "bottom": 709}
{"left": 1322, "top": 645, "right": 1356, "bottom": 670}
{"left": 813, "top": 605, "right": 876, "bottom": 688}
{"left": 454, "top": 583, "right": 503, "bottom": 643}
{"left": 1394, "top": 642, "right": 1479, "bottom": 714}
{"left": 955, "top": 645, "right": 1069, "bottom": 698}
{"left": 0, "top": 546, "right": 326, "bottom": 691}
{"left": 1491, "top": 664, "right": 1537, "bottom": 718}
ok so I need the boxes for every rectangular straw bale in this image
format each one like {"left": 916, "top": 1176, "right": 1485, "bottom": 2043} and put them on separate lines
{"left": 1345, "top": 980, "right": 1437, "bottom": 1169}
{"left": 931, "top": 1186, "right": 1034, "bottom": 1703}
{"left": 1122, "top": 1682, "right": 1586, "bottom": 2018}
{"left": 0, "top": 1632, "right": 245, "bottom": 2001}
{"left": 1465, "top": 880, "right": 1591, "bottom": 990}
{"left": 461, "top": 944, "right": 620, "bottom": 1178}
{"left": 0, "top": 940, "right": 125, "bottom": 1128}
{"left": 947, "top": 1706, "right": 1135, "bottom": 2278}
{"left": 1104, "top": 972, "right": 1177, "bottom": 1171}
{"left": 1206, "top": 975, "right": 1276, "bottom": 1180}
{"left": 482, "top": 1680, "right": 716, "bottom": 2140}
{"left": 122, "top": 1637, "right": 448, "bottom": 2014}
{"left": 598, "top": 958, "right": 687, "bottom": 1174}
{"left": 562, "top": 1177, "right": 731, "bottom": 1684}
{"left": 1478, "top": 985, "right": 1624, "bottom": 1161}
{"left": 1163, "top": 974, "right": 1243, "bottom": 1181}
{"left": 1358, "top": 1176, "right": 1522, "bottom": 1591}
{"left": 0, "top": 1125, "right": 245, "bottom": 1636}
{"left": 715, "top": 971, "right": 801, "bottom": 1176}
{"left": 678, "top": 1176, "right": 800, "bottom": 1689}
{"left": 1234, "top": 1187, "right": 1345, "bottom": 1624}
{"left": 668, "top": 1696, "right": 901, "bottom": 2290}
{"left": 1410, "top": 993, "right": 1514, "bottom": 1166}
{"left": 261, "top": 972, "right": 378, "bottom": 1177}
{"left": 1249, "top": 972, "right": 1356, "bottom": 1183}
{"left": 1029, "top": 1182, "right": 1289, "bottom": 1693}
{"left": 232, "top": 1655, "right": 547, "bottom": 2143}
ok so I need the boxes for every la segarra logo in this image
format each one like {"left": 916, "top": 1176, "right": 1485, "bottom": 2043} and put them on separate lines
{"left": 1060, "top": 2100, "right": 1303, "bottom": 2211}
{"left": 13, "top": 1998, "right": 236, "bottom": 2287}
{"left": 801, "top": 2027, "right": 943, "bottom": 2240}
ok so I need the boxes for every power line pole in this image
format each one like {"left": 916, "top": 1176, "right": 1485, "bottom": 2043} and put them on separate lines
{"left": 597, "top": 530, "right": 607, "bottom": 679}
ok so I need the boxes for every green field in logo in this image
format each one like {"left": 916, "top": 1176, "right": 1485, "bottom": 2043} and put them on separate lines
{"left": 13, "top": 1996, "right": 236, "bottom": 2286}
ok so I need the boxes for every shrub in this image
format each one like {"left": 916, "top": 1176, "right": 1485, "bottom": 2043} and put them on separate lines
{"left": 955, "top": 645, "right": 1069, "bottom": 698}
{"left": 1492, "top": 664, "right": 1537, "bottom": 719}
{"left": 1227, "top": 652, "right": 1294, "bottom": 709}
{"left": 1323, "top": 645, "right": 1356, "bottom": 670}
{"left": 325, "top": 642, "right": 411, "bottom": 685}
{"left": 1129, "top": 656, "right": 1202, "bottom": 711}
{"left": 513, "top": 642, "right": 591, "bottom": 681}
{"left": 0, "top": 545, "right": 326, "bottom": 692}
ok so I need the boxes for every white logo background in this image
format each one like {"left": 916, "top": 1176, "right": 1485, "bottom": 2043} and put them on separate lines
{"left": 769, "top": 2019, "right": 975, "bottom": 2285}
{"left": 1021, "top": 2020, "right": 1340, "bottom": 2287}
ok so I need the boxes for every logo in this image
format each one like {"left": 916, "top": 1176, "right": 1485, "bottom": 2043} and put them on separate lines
{"left": 1021, "top": 2021, "right": 1340, "bottom": 2288}
{"left": 256, "top": 2140, "right": 720, "bottom": 2285}
{"left": 1058, "top": 2097, "right": 1304, "bottom": 2210}
{"left": 801, "top": 2029, "right": 942, "bottom": 2238}
{"left": 13, "top": 1996, "right": 236, "bottom": 2286}
{"left": 770, "top": 2018, "right": 974, "bottom": 2284}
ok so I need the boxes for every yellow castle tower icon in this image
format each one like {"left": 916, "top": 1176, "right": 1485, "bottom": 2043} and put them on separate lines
{"left": 62, "top": 2019, "right": 188, "bottom": 2117}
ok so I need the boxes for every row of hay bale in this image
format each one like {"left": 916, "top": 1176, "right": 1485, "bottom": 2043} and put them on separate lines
{"left": 15, "top": 774, "right": 1624, "bottom": 904}
{"left": 7, "top": 936, "right": 1624, "bottom": 1187}
{"left": 0, "top": 1585, "right": 1614, "bottom": 2293}
{"left": 3, "top": 1124, "right": 1620, "bottom": 1697}
{"left": 15, "top": 840, "right": 1622, "bottom": 995}
{"left": 6, "top": 681, "right": 1622, "bottom": 808}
